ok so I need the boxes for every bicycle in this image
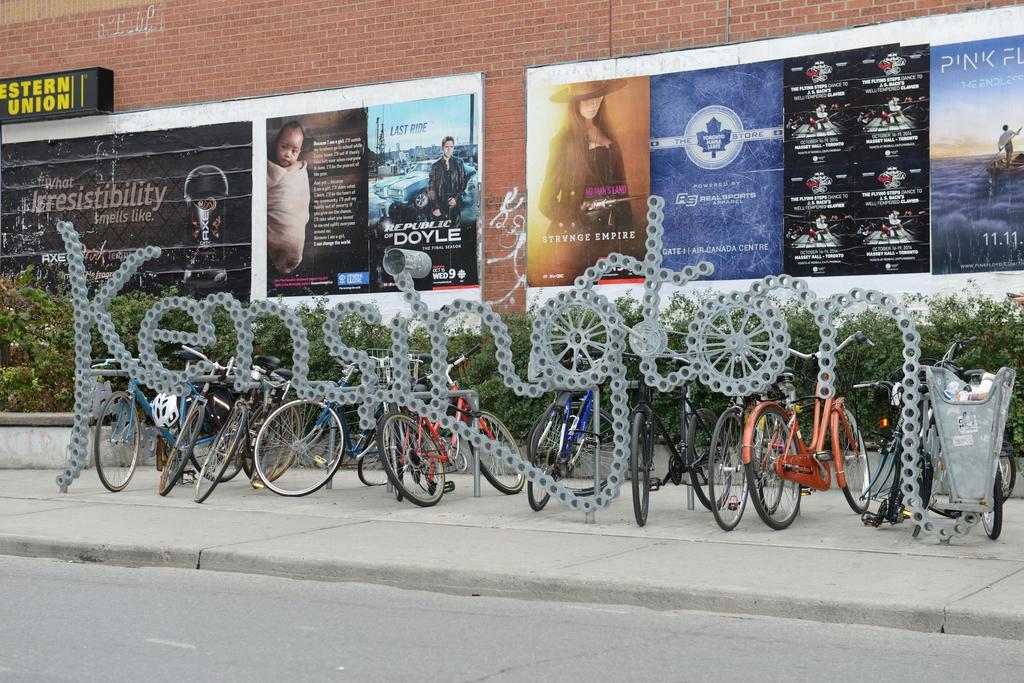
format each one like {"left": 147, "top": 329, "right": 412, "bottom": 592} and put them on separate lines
{"left": 89, "top": 347, "right": 232, "bottom": 493}
{"left": 526, "top": 387, "right": 614, "bottom": 512}
{"left": 252, "top": 361, "right": 382, "bottom": 497}
{"left": 741, "top": 331, "right": 875, "bottom": 530}
{"left": 625, "top": 352, "right": 716, "bottom": 527}
{"left": 194, "top": 356, "right": 293, "bottom": 503}
{"left": 377, "top": 345, "right": 526, "bottom": 507}
{"left": 157, "top": 348, "right": 239, "bottom": 496}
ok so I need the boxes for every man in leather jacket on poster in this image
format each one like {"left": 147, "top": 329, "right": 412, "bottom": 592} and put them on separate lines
{"left": 429, "top": 135, "right": 467, "bottom": 225}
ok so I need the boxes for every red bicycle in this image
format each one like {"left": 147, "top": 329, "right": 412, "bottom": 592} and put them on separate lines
{"left": 376, "top": 345, "right": 526, "bottom": 506}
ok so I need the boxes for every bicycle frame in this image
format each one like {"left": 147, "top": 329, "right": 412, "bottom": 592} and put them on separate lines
{"left": 741, "top": 389, "right": 856, "bottom": 491}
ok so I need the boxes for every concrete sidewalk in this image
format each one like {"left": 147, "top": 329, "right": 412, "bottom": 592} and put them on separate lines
{"left": 1, "top": 467, "right": 1023, "bottom": 640}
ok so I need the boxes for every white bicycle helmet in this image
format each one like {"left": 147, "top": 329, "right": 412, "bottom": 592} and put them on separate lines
{"left": 151, "top": 393, "right": 179, "bottom": 428}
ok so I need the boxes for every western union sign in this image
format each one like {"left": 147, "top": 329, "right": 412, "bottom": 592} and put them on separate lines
{"left": 0, "top": 68, "right": 113, "bottom": 123}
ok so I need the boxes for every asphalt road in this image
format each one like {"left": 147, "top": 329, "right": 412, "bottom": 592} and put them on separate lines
{"left": 0, "top": 555, "right": 1017, "bottom": 682}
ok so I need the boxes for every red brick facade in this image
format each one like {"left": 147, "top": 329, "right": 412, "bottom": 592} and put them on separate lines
{"left": 0, "top": 0, "right": 1018, "bottom": 308}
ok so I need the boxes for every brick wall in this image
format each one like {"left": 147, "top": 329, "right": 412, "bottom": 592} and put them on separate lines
{"left": 0, "top": 0, "right": 1019, "bottom": 309}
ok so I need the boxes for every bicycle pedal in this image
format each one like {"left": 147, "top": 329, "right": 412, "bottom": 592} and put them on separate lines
{"left": 800, "top": 487, "right": 813, "bottom": 496}
{"left": 727, "top": 496, "right": 741, "bottom": 511}
{"left": 443, "top": 481, "right": 456, "bottom": 493}
{"left": 649, "top": 477, "right": 663, "bottom": 492}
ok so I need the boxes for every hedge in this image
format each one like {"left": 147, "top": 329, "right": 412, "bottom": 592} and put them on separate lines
{"left": 1, "top": 273, "right": 1021, "bottom": 454}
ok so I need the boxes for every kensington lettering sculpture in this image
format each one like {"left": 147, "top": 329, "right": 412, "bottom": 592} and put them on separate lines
{"left": 56, "top": 196, "right": 964, "bottom": 541}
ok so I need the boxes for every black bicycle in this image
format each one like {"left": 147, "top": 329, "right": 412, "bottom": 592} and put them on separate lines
{"left": 626, "top": 353, "right": 716, "bottom": 527}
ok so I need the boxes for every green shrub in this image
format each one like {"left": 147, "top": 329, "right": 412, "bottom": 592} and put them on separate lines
{"left": 0, "top": 273, "right": 1020, "bottom": 457}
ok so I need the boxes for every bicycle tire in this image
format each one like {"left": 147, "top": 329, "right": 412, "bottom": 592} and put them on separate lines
{"left": 357, "top": 449, "right": 388, "bottom": 486}
{"left": 475, "top": 411, "right": 526, "bottom": 495}
{"left": 744, "top": 404, "right": 801, "bottom": 530}
{"left": 159, "top": 402, "right": 205, "bottom": 496}
{"left": 983, "top": 471, "right": 1003, "bottom": 540}
{"left": 194, "top": 403, "right": 246, "bottom": 503}
{"left": 835, "top": 406, "right": 871, "bottom": 514}
{"left": 253, "top": 399, "right": 345, "bottom": 497}
{"left": 998, "top": 444, "right": 1016, "bottom": 500}
{"left": 630, "top": 410, "right": 652, "bottom": 527}
{"left": 708, "top": 406, "right": 747, "bottom": 531}
{"left": 377, "top": 411, "right": 446, "bottom": 507}
{"left": 93, "top": 391, "right": 141, "bottom": 493}
{"left": 685, "top": 408, "right": 716, "bottom": 511}
{"left": 526, "top": 404, "right": 563, "bottom": 511}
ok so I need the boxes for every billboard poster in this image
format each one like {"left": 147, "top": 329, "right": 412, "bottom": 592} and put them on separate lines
{"left": 931, "top": 34, "right": 1024, "bottom": 274}
{"left": 783, "top": 46, "right": 894, "bottom": 169}
{"left": 367, "top": 94, "right": 479, "bottom": 293}
{"left": 527, "top": 77, "right": 650, "bottom": 287}
{"left": 650, "top": 61, "right": 784, "bottom": 280}
{"left": 853, "top": 159, "right": 930, "bottom": 274}
{"left": 0, "top": 122, "right": 252, "bottom": 297}
{"left": 856, "top": 45, "right": 931, "bottom": 163}
{"left": 783, "top": 168, "right": 860, "bottom": 276}
{"left": 266, "top": 108, "right": 369, "bottom": 296}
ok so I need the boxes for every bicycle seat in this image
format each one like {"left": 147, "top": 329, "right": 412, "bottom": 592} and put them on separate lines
{"left": 413, "top": 383, "right": 429, "bottom": 393}
{"left": 272, "top": 368, "right": 293, "bottom": 381}
{"left": 253, "top": 354, "right": 281, "bottom": 370}
{"left": 172, "top": 348, "right": 204, "bottom": 362}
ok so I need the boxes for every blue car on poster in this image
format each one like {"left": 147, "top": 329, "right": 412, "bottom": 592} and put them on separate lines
{"left": 384, "top": 160, "right": 478, "bottom": 222}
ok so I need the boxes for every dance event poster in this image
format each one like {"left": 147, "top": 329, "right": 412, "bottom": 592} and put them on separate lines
{"left": 931, "top": 34, "right": 1024, "bottom": 274}
{"left": 1, "top": 123, "right": 253, "bottom": 298}
{"left": 650, "top": 60, "right": 784, "bottom": 280}
{"left": 526, "top": 76, "right": 650, "bottom": 287}
{"left": 782, "top": 44, "right": 931, "bottom": 276}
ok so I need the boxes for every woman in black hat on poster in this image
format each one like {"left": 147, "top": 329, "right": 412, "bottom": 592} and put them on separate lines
{"left": 538, "top": 80, "right": 636, "bottom": 275}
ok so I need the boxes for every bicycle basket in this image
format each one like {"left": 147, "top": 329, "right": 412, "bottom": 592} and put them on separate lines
{"left": 924, "top": 366, "right": 1015, "bottom": 509}
{"left": 365, "top": 348, "right": 425, "bottom": 387}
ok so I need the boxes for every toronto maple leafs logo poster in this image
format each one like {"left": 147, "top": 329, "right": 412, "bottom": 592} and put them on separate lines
{"left": 931, "top": 34, "right": 1024, "bottom": 274}
{"left": 783, "top": 169, "right": 860, "bottom": 276}
{"left": 649, "top": 61, "right": 784, "bottom": 280}
{"left": 783, "top": 44, "right": 895, "bottom": 169}
{"left": 852, "top": 160, "right": 930, "bottom": 274}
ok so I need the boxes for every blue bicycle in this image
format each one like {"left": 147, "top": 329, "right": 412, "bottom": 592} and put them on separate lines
{"left": 526, "top": 389, "right": 613, "bottom": 511}
{"left": 251, "top": 362, "right": 385, "bottom": 497}
{"left": 90, "top": 346, "right": 235, "bottom": 493}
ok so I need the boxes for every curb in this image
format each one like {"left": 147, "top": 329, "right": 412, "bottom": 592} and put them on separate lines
{"left": 0, "top": 533, "right": 990, "bottom": 639}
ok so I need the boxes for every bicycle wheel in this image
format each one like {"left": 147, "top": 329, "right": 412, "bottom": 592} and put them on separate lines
{"left": 377, "top": 411, "right": 446, "bottom": 507}
{"left": 158, "top": 402, "right": 204, "bottom": 496}
{"left": 707, "top": 407, "right": 747, "bottom": 531}
{"left": 744, "top": 404, "right": 801, "bottom": 530}
{"left": 685, "top": 408, "right": 716, "bottom": 511}
{"left": 194, "top": 403, "right": 247, "bottom": 503}
{"left": 93, "top": 391, "right": 141, "bottom": 493}
{"left": 998, "top": 443, "right": 1016, "bottom": 499}
{"left": 526, "top": 404, "right": 564, "bottom": 512}
{"left": 983, "top": 471, "right": 1003, "bottom": 540}
{"left": 835, "top": 406, "right": 871, "bottom": 514}
{"left": 560, "top": 409, "right": 614, "bottom": 496}
{"left": 253, "top": 399, "right": 345, "bottom": 496}
{"left": 475, "top": 411, "right": 526, "bottom": 495}
{"left": 630, "top": 410, "right": 653, "bottom": 527}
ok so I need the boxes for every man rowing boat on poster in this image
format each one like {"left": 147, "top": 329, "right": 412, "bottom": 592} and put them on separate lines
{"left": 998, "top": 125, "right": 1019, "bottom": 167}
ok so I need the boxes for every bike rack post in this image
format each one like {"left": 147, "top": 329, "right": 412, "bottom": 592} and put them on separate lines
{"left": 588, "top": 386, "right": 600, "bottom": 524}
{"left": 685, "top": 384, "right": 695, "bottom": 512}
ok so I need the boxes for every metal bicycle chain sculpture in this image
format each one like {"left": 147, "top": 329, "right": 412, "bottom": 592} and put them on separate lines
{"left": 55, "top": 195, "right": 963, "bottom": 541}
